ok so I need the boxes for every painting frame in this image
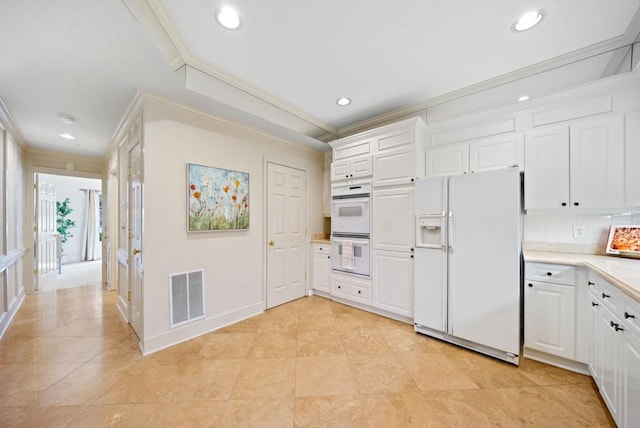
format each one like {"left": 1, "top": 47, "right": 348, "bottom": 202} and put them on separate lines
{"left": 187, "top": 163, "right": 250, "bottom": 232}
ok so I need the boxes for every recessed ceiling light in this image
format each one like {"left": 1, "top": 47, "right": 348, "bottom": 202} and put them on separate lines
{"left": 513, "top": 10, "right": 544, "bottom": 32}
{"left": 336, "top": 97, "right": 352, "bottom": 106}
{"left": 518, "top": 95, "right": 530, "bottom": 102}
{"left": 58, "top": 114, "right": 75, "bottom": 125}
{"left": 216, "top": 6, "right": 241, "bottom": 30}
{"left": 59, "top": 133, "right": 75, "bottom": 140}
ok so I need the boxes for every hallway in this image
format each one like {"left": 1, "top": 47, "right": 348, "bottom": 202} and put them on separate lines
{"left": 0, "top": 286, "right": 614, "bottom": 427}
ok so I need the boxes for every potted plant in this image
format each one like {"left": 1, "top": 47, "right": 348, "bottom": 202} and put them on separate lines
{"left": 56, "top": 197, "right": 77, "bottom": 260}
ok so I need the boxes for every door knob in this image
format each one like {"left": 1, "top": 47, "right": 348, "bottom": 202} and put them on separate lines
{"left": 268, "top": 240, "right": 275, "bottom": 246}
{"left": 132, "top": 248, "right": 141, "bottom": 255}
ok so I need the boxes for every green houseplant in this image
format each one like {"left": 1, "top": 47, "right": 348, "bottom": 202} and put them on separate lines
{"left": 56, "top": 197, "right": 77, "bottom": 252}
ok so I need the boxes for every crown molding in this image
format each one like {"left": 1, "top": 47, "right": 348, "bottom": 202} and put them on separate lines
{"left": 0, "top": 97, "right": 27, "bottom": 148}
{"left": 104, "top": 90, "right": 146, "bottom": 161}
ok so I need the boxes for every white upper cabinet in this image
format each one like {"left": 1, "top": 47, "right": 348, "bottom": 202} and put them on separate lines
{"left": 569, "top": 116, "right": 624, "bottom": 209}
{"left": 525, "top": 125, "right": 571, "bottom": 210}
{"left": 331, "top": 155, "right": 372, "bottom": 181}
{"left": 525, "top": 116, "right": 625, "bottom": 210}
{"left": 426, "top": 145, "right": 469, "bottom": 177}
{"left": 373, "top": 149, "right": 416, "bottom": 187}
{"left": 469, "top": 133, "right": 524, "bottom": 173}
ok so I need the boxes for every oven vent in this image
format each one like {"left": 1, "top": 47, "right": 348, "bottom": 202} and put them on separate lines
{"left": 170, "top": 270, "right": 205, "bottom": 327}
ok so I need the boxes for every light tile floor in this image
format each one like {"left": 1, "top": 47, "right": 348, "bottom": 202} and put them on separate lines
{"left": 0, "top": 284, "right": 615, "bottom": 427}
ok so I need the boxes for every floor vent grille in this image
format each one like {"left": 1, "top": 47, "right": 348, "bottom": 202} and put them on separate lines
{"left": 170, "top": 269, "right": 204, "bottom": 327}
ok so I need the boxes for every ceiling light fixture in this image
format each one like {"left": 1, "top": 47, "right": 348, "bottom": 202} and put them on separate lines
{"left": 59, "top": 133, "right": 75, "bottom": 140}
{"left": 513, "top": 10, "right": 544, "bottom": 32}
{"left": 336, "top": 97, "right": 352, "bottom": 106}
{"left": 216, "top": 6, "right": 242, "bottom": 30}
{"left": 518, "top": 95, "right": 530, "bottom": 102}
{"left": 58, "top": 114, "right": 75, "bottom": 125}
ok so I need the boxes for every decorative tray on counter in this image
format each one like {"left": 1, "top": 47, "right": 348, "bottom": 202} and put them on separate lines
{"left": 606, "top": 225, "right": 640, "bottom": 258}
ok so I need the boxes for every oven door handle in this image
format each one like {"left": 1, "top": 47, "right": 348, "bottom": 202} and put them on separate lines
{"left": 331, "top": 196, "right": 370, "bottom": 203}
{"left": 334, "top": 238, "right": 370, "bottom": 246}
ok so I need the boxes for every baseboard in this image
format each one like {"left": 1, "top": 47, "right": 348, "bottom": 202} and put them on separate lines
{"left": 116, "top": 294, "right": 129, "bottom": 323}
{"left": 141, "top": 301, "right": 265, "bottom": 355}
{"left": 0, "top": 289, "right": 25, "bottom": 340}
{"left": 330, "top": 295, "right": 413, "bottom": 325}
{"left": 523, "top": 347, "right": 590, "bottom": 375}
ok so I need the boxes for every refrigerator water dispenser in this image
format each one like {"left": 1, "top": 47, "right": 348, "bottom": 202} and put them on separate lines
{"left": 416, "top": 214, "right": 445, "bottom": 248}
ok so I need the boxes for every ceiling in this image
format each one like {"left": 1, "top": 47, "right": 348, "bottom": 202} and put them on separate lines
{"left": 1, "top": 0, "right": 639, "bottom": 157}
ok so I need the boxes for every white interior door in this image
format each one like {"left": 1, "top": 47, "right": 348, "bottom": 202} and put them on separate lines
{"left": 267, "top": 162, "right": 306, "bottom": 309}
{"left": 35, "top": 175, "right": 57, "bottom": 290}
{"left": 128, "top": 137, "right": 143, "bottom": 338}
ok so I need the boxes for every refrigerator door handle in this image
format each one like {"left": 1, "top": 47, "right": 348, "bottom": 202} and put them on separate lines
{"left": 448, "top": 211, "right": 453, "bottom": 251}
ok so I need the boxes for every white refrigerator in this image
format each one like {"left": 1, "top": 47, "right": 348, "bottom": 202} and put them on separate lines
{"left": 414, "top": 167, "right": 522, "bottom": 365}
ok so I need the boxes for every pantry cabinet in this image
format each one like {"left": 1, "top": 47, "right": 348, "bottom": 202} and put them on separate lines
{"left": 311, "top": 243, "right": 331, "bottom": 293}
{"left": 524, "top": 116, "right": 625, "bottom": 210}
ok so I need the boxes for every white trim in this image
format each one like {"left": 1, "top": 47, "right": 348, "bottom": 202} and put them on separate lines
{"left": 524, "top": 347, "right": 590, "bottom": 375}
{"left": 431, "top": 118, "right": 516, "bottom": 147}
{"left": 0, "top": 98, "right": 27, "bottom": 148}
{"left": 117, "top": 294, "right": 129, "bottom": 323}
{"left": 0, "top": 289, "right": 25, "bottom": 340}
{"left": 532, "top": 95, "right": 613, "bottom": 127}
{"left": 0, "top": 247, "right": 26, "bottom": 274}
{"left": 141, "top": 301, "right": 264, "bottom": 355}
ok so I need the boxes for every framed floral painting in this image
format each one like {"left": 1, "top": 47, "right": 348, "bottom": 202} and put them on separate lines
{"left": 188, "top": 163, "right": 249, "bottom": 231}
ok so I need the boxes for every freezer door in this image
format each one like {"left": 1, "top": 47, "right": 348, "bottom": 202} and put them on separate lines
{"left": 414, "top": 246, "right": 447, "bottom": 332}
{"left": 447, "top": 168, "right": 521, "bottom": 355}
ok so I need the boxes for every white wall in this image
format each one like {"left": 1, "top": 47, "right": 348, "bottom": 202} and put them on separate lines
{"left": 141, "top": 100, "right": 324, "bottom": 352}
{"left": 39, "top": 174, "right": 101, "bottom": 264}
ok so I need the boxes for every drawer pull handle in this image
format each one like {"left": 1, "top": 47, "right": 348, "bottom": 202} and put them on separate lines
{"left": 588, "top": 281, "right": 595, "bottom": 286}
{"left": 610, "top": 322, "right": 624, "bottom": 332}
{"left": 602, "top": 293, "right": 610, "bottom": 299}
{"left": 592, "top": 302, "right": 599, "bottom": 307}
{"left": 625, "top": 312, "right": 636, "bottom": 319}
{"left": 546, "top": 272, "right": 552, "bottom": 276}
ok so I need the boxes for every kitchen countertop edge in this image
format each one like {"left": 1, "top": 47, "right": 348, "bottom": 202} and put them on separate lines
{"left": 524, "top": 250, "right": 640, "bottom": 303}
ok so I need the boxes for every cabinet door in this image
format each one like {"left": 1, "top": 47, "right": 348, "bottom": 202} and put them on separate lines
{"left": 425, "top": 145, "right": 469, "bottom": 177}
{"left": 588, "top": 295, "right": 602, "bottom": 384}
{"left": 350, "top": 155, "right": 373, "bottom": 179}
{"left": 621, "top": 330, "right": 640, "bottom": 428}
{"left": 599, "top": 304, "right": 621, "bottom": 423}
{"left": 372, "top": 249, "right": 414, "bottom": 317}
{"left": 372, "top": 188, "right": 414, "bottom": 252}
{"left": 524, "top": 280, "right": 576, "bottom": 359}
{"left": 524, "top": 125, "right": 570, "bottom": 210}
{"left": 570, "top": 116, "right": 624, "bottom": 209}
{"left": 312, "top": 252, "right": 331, "bottom": 293}
{"left": 626, "top": 112, "right": 640, "bottom": 208}
{"left": 373, "top": 148, "right": 415, "bottom": 187}
{"left": 331, "top": 160, "right": 350, "bottom": 181}
{"left": 469, "top": 133, "right": 524, "bottom": 173}
{"left": 322, "top": 170, "right": 331, "bottom": 217}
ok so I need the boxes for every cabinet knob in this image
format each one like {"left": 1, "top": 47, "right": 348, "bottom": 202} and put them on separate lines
{"left": 357, "top": 290, "right": 362, "bottom": 294}
{"left": 338, "top": 285, "right": 341, "bottom": 289}
{"left": 327, "top": 256, "right": 330, "bottom": 259}
{"left": 345, "top": 175, "right": 348, "bottom": 178}
{"left": 528, "top": 283, "right": 533, "bottom": 287}
{"left": 411, "top": 178, "right": 414, "bottom": 182}
{"left": 410, "top": 248, "right": 414, "bottom": 252}
{"left": 410, "top": 255, "right": 414, "bottom": 258}
{"left": 546, "top": 272, "right": 552, "bottom": 276}
{"left": 561, "top": 202, "right": 567, "bottom": 207}
{"left": 602, "top": 293, "right": 610, "bottom": 299}
{"left": 625, "top": 312, "right": 636, "bottom": 319}
{"left": 588, "top": 281, "right": 595, "bottom": 286}
{"left": 574, "top": 202, "right": 580, "bottom": 206}
{"left": 592, "top": 302, "right": 599, "bottom": 307}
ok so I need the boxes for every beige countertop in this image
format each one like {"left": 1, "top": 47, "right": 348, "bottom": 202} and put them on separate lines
{"left": 311, "top": 239, "right": 330, "bottom": 244}
{"left": 524, "top": 249, "right": 640, "bottom": 303}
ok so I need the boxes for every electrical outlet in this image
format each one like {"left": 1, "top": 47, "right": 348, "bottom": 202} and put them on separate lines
{"left": 573, "top": 225, "right": 586, "bottom": 239}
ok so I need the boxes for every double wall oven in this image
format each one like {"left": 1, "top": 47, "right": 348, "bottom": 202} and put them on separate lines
{"left": 331, "top": 182, "right": 371, "bottom": 277}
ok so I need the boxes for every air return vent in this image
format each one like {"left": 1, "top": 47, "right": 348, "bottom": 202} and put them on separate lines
{"left": 170, "top": 270, "right": 205, "bottom": 327}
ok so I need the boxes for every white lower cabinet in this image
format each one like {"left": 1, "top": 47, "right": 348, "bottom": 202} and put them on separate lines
{"left": 621, "top": 329, "right": 640, "bottom": 428}
{"left": 524, "top": 280, "right": 576, "bottom": 359}
{"left": 311, "top": 243, "right": 331, "bottom": 293}
{"left": 587, "top": 274, "right": 640, "bottom": 428}
{"left": 372, "top": 249, "right": 414, "bottom": 317}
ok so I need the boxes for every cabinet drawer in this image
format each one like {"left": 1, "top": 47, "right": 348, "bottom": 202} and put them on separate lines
{"left": 597, "top": 278, "right": 622, "bottom": 315}
{"left": 622, "top": 296, "right": 640, "bottom": 336}
{"left": 333, "top": 140, "right": 371, "bottom": 160}
{"left": 312, "top": 243, "right": 331, "bottom": 255}
{"left": 332, "top": 277, "right": 371, "bottom": 304}
{"left": 525, "top": 263, "right": 576, "bottom": 285}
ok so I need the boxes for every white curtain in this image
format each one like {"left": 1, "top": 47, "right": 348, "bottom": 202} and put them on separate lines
{"left": 81, "top": 190, "right": 101, "bottom": 261}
